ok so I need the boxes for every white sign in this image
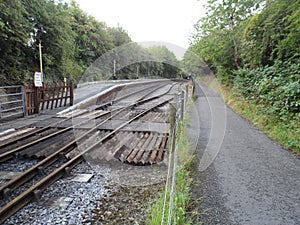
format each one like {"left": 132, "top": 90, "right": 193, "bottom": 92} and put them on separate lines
{"left": 34, "top": 72, "right": 43, "bottom": 87}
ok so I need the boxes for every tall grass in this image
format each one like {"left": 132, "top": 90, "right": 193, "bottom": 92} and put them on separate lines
{"left": 147, "top": 119, "right": 196, "bottom": 225}
{"left": 147, "top": 157, "right": 194, "bottom": 225}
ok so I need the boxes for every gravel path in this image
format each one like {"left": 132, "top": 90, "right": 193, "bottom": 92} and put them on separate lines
{"left": 188, "top": 82, "right": 300, "bottom": 225}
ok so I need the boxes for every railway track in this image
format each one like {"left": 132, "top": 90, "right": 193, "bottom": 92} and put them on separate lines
{"left": 0, "top": 81, "right": 167, "bottom": 162}
{"left": 0, "top": 80, "right": 190, "bottom": 223}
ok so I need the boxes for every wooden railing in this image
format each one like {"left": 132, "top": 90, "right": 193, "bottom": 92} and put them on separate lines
{"left": 24, "top": 82, "right": 74, "bottom": 115}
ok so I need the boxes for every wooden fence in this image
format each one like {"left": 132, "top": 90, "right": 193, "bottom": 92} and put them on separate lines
{"left": 24, "top": 82, "right": 74, "bottom": 115}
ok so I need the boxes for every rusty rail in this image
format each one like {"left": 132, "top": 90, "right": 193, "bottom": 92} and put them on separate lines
{"left": 0, "top": 87, "right": 174, "bottom": 224}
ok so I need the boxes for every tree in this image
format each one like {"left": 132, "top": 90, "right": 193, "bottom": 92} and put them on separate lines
{"left": 192, "top": 0, "right": 263, "bottom": 84}
{"left": 0, "top": 0, "right": 183, "bottom": 85}
{"left": 0, "top": 0, "right": 32, "bottom": 85}
{"left": 108, "top": 26, "right": 131, "bottom": 47}
{"left": 242, "top": 0, "right": 300, "bottom": 67}
{"left": 147, "top": 45, "right": 180, "bottom": 78}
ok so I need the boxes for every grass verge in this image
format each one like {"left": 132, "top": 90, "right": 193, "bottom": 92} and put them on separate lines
{"left": 146, "top": 117, "right": 197, "bottom": 225}
{"left": 221, "top": 86, "right": 300, "bottom": 155}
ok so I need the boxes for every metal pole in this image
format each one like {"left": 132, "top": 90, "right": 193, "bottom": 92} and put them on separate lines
{"left": 180, "top": 90, "right": 184, "bottom": 120}
{"left": 39, "top": 42, "right": 43, "bottom": 81}
{"left": 113, "top": 59, "right": 116, "bottom": 78}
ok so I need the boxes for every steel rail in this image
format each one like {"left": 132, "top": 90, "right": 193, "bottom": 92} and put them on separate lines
{"left": 0, "top": 111, "right": 110, "bottom": 163}
{"left": 0, "top": 81, "right": 168, "bottom": 149}
{"left": 0, "top": 84, "right": 176, "bottom": 224}
{"left": 0, "top": 117, "right": 70, "bottom": 149}
{"left": 0, "top": 82, "right": 175, "bottom": 198}
{"left": 0, "top": 83, "right": 169, "bottom": 162}
{"left": 94, "top": 82, "right": 169, "bottom": 110}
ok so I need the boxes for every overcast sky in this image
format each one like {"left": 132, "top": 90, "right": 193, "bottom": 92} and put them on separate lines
{"left": 75, "top": 0, "right": 207, "bottom": 57}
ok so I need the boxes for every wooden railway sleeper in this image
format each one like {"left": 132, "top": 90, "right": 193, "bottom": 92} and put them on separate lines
{"left": 149, "top": 136, "right": 164, "bottom": 164}
{"left": 33, "top": 189, "right": 42, "bottom": 202}
{"left": 156, "top": 134, "right": 168, "bottom": 163}
{"left": 0, "top": 84, "right": 175, "bottom": 223}
{"left": 119, "top": 132, "right": 143, "bottom": 162}
{"left": 0, "top": 110, "right": 111, "bottom": 162}
{"left": 0, "top": 117, "right": 69, "bottom": 149}
{"left": 139, "top": 133, "right": 158, "bottom": 165}
{"left": 133, "top": 133, "right": 154, "bottom": 164}
{"left": 0, "top": 93, "right": 172, "bottom": 198}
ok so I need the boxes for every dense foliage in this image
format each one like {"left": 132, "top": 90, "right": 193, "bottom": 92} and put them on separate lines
{"left": 188, "top": 0, "right": 300, "bottom": 121}
{"left": 0, "top": 0, "right": 180, "bottom": 85}
{"left": 187, "top": 0, "right": 300, "bottom": 153}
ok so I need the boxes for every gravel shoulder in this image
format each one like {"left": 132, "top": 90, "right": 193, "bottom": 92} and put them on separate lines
{"left": 187, "top": 82, "right": 300, "bottom": 225}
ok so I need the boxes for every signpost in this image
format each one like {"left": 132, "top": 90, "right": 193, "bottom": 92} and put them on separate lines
{"left": 34, "top": 72, "right": 43, "bottom": 87}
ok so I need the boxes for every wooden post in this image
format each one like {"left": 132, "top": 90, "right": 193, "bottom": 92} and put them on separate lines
{"left": 34, "top": 87, "right": 40, "bottom": 114}
{"left": 40, "top": 83, "right": 45, "bottom": 111}
{"left": 70, "top": 81, "right": 74, "bottom": 106}
{"left": 21, "top": 85, "right": 25, "bottom": 117}
{"left": 180, "top": 90, "right": 184, "bottom": 120}
{"left": 64, "top": 85, "right": 68, "bottom": 106}
{"left": 51, "top": 83, "right": 57, "bottom": 110}
{"left": 55, "top": 84, "right": 61, "bottom": 108}
{"left": 191, "top": 76, "right": 195, "bottom": 95}
{"left": 185, "top": 84, "right": 188, "bottom": 110}
{"left": 59, "top": 84, "right": 64, "bottom": 107}
{"left": 46, "top": 86, "right": 50, "bottom": 109}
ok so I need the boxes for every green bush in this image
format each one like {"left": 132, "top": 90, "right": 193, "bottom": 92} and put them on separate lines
{"left": 233, "top": 60, "right": 300, "bottom": 120}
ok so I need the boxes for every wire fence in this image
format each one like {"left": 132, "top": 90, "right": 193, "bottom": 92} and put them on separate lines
{"left": 161, "top": 86, "right": 188, "bottom": 225}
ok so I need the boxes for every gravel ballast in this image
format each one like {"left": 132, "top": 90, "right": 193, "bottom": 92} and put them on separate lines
{"left": 4, "top": 161, "right": 108, "bottom": 225}
{"left": 3, "top": 159, "right": 167, "bottom": 225}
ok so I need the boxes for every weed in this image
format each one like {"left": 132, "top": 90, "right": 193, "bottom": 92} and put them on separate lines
{"left": 147, "top": 116, "right": 196, "bottom": 225}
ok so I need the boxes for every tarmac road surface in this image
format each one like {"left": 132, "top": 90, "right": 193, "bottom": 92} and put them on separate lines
{"left": 187, "top": 82, "right": 300, "bottom": 225}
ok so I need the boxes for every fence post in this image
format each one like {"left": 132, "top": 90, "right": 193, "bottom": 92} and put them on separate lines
{"left": 21, "top": 85, "right": 26, "bottom": 117}
{"left": 70, "top": 81, "right": 74, "bottom": 106}
{"left": 24, "top": 84, "right": 29, "bottom": 116}
{"left": 50, "top": 83, "right": 57, "bottom": 110}
{"left": 34, "top": 86, "right": 40, "bottom": 114}
{"left": 180, "top": 90, "right": 184, "bottom": 120}
{"left": 169, "top": 102, "right": 176, "bottom": 151}
{"left": 185, "top": 84, "right": 188, "bottom": 110}
{"left": 40, "top": 83, "right": 45, "bottom": 111}
{"left": 55, "top": 83, "right": 60, "bottom": 108}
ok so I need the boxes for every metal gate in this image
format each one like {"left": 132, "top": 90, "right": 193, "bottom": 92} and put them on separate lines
{"left": 0, "top": 82, "right": 74, "bottom": 121}
{"left": 0, "top": 86, "right": 25, "bottom": 120}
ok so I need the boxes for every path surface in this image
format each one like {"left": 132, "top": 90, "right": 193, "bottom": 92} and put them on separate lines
{"left": 187, "top": 82, "right": 300, "bottom": 225}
